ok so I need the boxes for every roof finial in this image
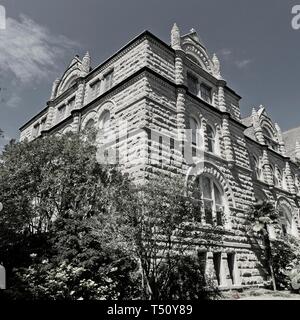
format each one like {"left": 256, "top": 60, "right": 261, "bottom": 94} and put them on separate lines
{"left": 212, "top": 53, "right": 221, "bottom": 79}
{"left": 171, "top": 23, "right": 182, "bottom": 50}
{"left": 81, "top": 51, "right": 91, "bottom": 75}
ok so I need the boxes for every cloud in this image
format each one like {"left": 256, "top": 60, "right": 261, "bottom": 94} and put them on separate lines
{"left": 0, "top": 14, "right": 78, "bottom": 84}
{"left": 5, "top": 93, "right": 22, "bottom": 108}
{"left": 235, "top": 59, "right": 252, "bottom": 69}
{"left": 219, "top": 48, "right": 252, "bottom": 69}
{"left": 219, "top": 48, "right": 232, "bottom": 58}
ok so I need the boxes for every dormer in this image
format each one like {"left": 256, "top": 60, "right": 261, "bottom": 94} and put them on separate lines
{"left": 50, "top": 52, "right": 92, "bottom": 100}
{"left": 171, "top": 24, "right": 222, "bottom": 80}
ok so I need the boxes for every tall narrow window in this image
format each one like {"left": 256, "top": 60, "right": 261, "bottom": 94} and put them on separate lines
{"left": 213, "top": 253, "right": 222, "bottom": 285}
{"left": 57, "top": 105, "right": 66, "bottom": 121}
{"left": 200, "top": 175, "right": 225, "bottom": 226}
{"left": 190, "top": 117, "right": 199, "bottom": 157}
{"left": 253, "top": 156, "right": 262, "bottom": 180}
{"left": 67, "top": 98, "right": 75, "bottom": 113}
{"left": 206, "top": 125, "right": 215, "bottom": 153}
{"left": 200, "top": 84, "right": 212, "bottom": 104}
{"left": 90, "top": 79, "right": 101, "bottom": 101}
{"left": 227, "top": 253, "right": 236, "bottom": 285}
{"left": 187, "top": 72, "right": 199, "bottom": 96}
{"left": 40, "top": 118, "right": 47, "bottom": 132}
{"left": 99, "top": 111, "right": 111, "bottom": 143}
{"left": 33, "top": 123, "right": 40, "bottom": 138}
{"left": 104, "top": 70, "right": 113, "bottom": 92}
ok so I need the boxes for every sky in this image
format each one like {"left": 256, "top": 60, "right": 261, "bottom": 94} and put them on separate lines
{"left": 0, "top": 0, "right": 300, "bottom": 149}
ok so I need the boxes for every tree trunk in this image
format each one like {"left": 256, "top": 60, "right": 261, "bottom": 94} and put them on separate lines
{"left": 264, "top": 226, "right": 276, "bottom": 291}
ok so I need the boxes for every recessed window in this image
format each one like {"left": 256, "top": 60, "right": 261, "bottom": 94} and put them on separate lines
{"left": 187, "top": 72, "right": 199, "bottom": 96}
{"left": 200, "top": 175, "right": 224, "bottom": 226}
{"left": 90, "top": 79, "right": 101, "bottom": 101}
{"left": 67, "top": 98, "right": 75, "bottom": 112}
{"left": 103, "top": 70, "right": 113, "bottom": 92}
{"left": 253, "top": 156, "right": 263, "bottom": 181}
{"left": 200, "top": 84, "right": 212, "bottom": 104}
{"left": 206, "top": 125, "right": 215, "bottom": 153}
{"left": 262, "top": 127, "right": 279, "bottom": 152}
{"left": 57, "top": 105, "right": 66, "bottom": 121}
{"left": 190, "top": 117, "right": 200, "bottom": 157}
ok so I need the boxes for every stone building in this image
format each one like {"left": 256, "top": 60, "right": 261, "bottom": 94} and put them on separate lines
{"left": 19, "top": 24, "right": 300, "bottom": 290}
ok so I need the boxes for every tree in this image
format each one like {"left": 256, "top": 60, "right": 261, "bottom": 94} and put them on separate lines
{"left": 247, "top": 200, "right": 279, "bottom": 291}
{"left": 110, "top": 174, "right": 221, "bottom": 300}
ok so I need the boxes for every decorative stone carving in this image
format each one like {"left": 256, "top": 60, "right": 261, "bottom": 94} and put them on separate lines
{"left": 212, "top": 54, "right": 222, "bottom": 79}
{"left": 171, "top": 23, "right": 182, "bottom": 50}
{"left": 81, "top": 51, "right": 91, "bottom": 76}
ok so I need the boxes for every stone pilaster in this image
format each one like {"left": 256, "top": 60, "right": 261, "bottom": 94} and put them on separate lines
{"left": 262, "top": 149, "right": 273, "bottom": 185}
{"left": 217, "top": 80, "right": 226, "bottom": 112}
{"left": 45, "top": 101, "right": 55, "bottom": 131}
{"left": 222, "top": 115, "right": 234, "bottom": 165}
{"left": 74, "top": 78, "right": 85, "bottom": 110}
{"left": 176, "top": 88, "right": 186, "bottom": 166}
{"left": 285, "top": 161, "right": 296, "bottom": 194}
{"left": 72, "top": 110, "right": 81, "bottom": 133}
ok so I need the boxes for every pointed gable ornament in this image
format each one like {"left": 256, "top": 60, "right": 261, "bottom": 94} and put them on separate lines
{"left": 171, "top": 23, "right": 182, "bottom": 50}
{"left": 81, "top": 51, "right": 91, "bottom": 75}
{"left": 212, "top": 53, "right": 221, "bottom": 79}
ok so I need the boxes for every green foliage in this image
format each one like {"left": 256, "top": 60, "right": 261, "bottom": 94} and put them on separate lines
{"left": 158, "top": 254, "right": 220, "bottom": 300}
{"left": 0, "top": 132, "right": 218, "bottom": 300}
{"left": 271, "top": 236, "right": 300, "bottom": 291}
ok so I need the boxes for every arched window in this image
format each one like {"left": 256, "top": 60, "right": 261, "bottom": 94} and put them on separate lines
{"left": 190, "top": 117, "right": 200, "bottom": 156}
{"left": 253, "top": 155, "right": 263, "bottom": 180}
{"left": 84, "top": 119, "right": 95, "bottom": 131}
{"left": 206, "top": 125, "right": 215, "bottom": 153}
{"left": 262, "top": 126, "right": 279, "bottom": 152}
{"left": 199, "top": 175, "right": 225, "bottom": 226}
{"left": 279, "top": 205, "right": 293, "bottom": 236}
{"left": 274, "top": 167, "right": 282, "bottom": 188}
{"left": 99, "top": 111, "right": 111, "bottom": 142}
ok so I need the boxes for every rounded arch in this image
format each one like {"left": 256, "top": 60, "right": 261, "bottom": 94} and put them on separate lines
{"left": 276, "top": 196, "right": 299, "bottom": 237}
{"left": 62, "top": 126, "right": 73, "bottom": 134}
{"left": 96, "top": 100, "right": 116, "bottom": 115}
{"left": 57, "top": 68, "right": 81, "bottom": 95}
{"left": 186, "top": 53, "right": 206, "bottom": 69}
{"left": 81, "top": 110, "right": 97, "bottom": 130}
{"left": 186, "top": 160, "right": 236, "bottom": 208}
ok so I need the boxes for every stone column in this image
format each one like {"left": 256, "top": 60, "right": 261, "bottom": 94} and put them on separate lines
{"left": 221, "top": 253, "right": 231, "bottom": 288}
